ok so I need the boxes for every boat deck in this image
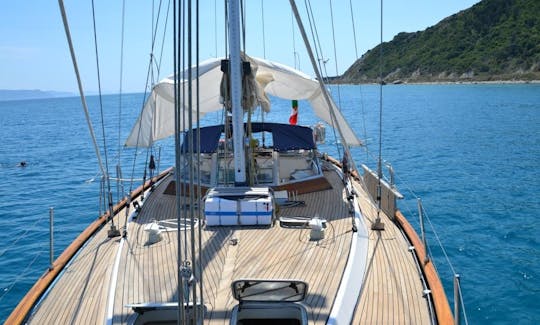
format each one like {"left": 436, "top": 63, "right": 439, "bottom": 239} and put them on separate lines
{"left": 352, "top": 181, "right": 431, "bottom": 324}
{"left": 26, "top": 164, "right": 431, "bottom": 324}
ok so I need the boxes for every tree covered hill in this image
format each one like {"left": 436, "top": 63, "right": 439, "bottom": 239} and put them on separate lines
{"left": 340, "top": 0, "right": 540, "bottom": 83}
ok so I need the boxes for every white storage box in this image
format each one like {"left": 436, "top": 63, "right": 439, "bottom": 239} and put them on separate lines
{"left": 204, "top": 196, "right": 221, "bottom": 226}
{"left": 219, "top": 198, "right": 238, "bottom": 226}
{"left": 239, "top": 197, "right": 273, "bottom": 225}
{"left": 239, "top": 199, "right": 257, "bottom": 225}
{"left": 255, "top": 196, "right": 273, "bottom": 225}
{"left": 204, "top": 187, "right": 274, "bottom": 226}
{"left": 204, "top": 197, "right": 239, "bottom": 226}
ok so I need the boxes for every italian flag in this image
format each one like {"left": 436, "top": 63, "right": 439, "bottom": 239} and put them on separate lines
{"left": 289, "top": 100, "right": 298, "bottom": 125}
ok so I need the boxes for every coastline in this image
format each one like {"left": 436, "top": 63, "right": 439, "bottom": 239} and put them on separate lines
{"left": 332, "top": 79, "right": 540, "bottom": 86}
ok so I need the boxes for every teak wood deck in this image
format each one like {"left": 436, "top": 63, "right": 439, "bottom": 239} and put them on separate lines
{"left": 25, "top": 164, "right": 433, "bottom": 324}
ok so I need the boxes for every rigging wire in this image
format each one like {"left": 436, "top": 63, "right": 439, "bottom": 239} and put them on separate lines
{"left": 303, "top": 0, "right": 326, "bottom": 77}
{"left": 289, "top": 0, "right": 354, "bottom": 175}
{"left": 240, "top": 0, "right": 246, "bottom": 52}
{"left": 126, "top": 0, "right": 169, "bottom": 196}
{"left": 390, "top": 168, "right": 469, "bottom": 324}
{"left": 172, "top": 0, "right": 187, "bottom": 322}
{"left": 372, "top": 0, "right": 385, "bottom": 229}
{"left": 186, "top": 0, "right": 199, "bottom": 319}
{"left": 156, "top": 0, "right": 172, "bottom": 80}
{"left": 224, "top": 0, "right": 229, "bottom": 58}
{"left": 328, "top": 0, "right": 340, "bottom": 80}
{"left": 301, "top": 0, "right": 341, "bottom": 158}
{"left": 117, "top": 0, "right": 126, "bottom": 203}
{"left": 0, "top": 216, "right": 48, "bottom": 258}
{"left": 90, "top": 0, "right": 113, "bottom": 199}
{"left": 260, "top": 0, "right": 266, "bottom": 58}
{"left": 124, "top": 0, "right": 170, "bottom": 211}
{"left": 195, "top": 0, "right": 205, "bottom": 318}
{"left": 214, "top": 0, "right": 218, "bottom": 57}
{"left": 59, "top": 0, "right": 119, "bottom": 235}
{"left": 57, "top": 0, "right": 107, "bottom": 185}
{"left": 290, "top": 11, "right": 299, "bottom": 69}
{"left": 181, "top": 0, "right": 188, "bottom": 271}
{"left": 0, "top": 248, "right": 45, "bottom": 304}
{"left": 423, "top": 205, "right": 469, "bottom": 324}
{"left": 139, "top": 0, "right": 166, "bottom": 199}
{"left": 327, "top": 0, "right": 344, "bottom": 160}
{"left": 378, "top": 0, "right": 384, "bottom": 171}
{"left": 116, "top": 0, "right": 128, "bottom": 236}
{"left": 346, "top": 0, "right": 369, "bottom": 161}
{"left": 348, "top": 0, "right": 359, "bottom": 59}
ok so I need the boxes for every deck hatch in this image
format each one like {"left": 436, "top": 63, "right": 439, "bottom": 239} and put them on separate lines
{"left": 231, "top": 279, "right": 308, "bottom": 303}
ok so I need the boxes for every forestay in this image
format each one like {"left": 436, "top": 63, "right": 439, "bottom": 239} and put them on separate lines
{"left": 125, "top": 56, "right": 361, "bottom": 147}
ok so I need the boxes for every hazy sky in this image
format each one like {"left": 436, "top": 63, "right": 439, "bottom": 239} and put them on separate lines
{"left": 1, "top": 0, "right": 480, "bottom": 93}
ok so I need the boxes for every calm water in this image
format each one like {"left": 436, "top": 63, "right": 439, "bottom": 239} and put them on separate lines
{"left": 1, "top": 84, "right": 539, "bottom": 323}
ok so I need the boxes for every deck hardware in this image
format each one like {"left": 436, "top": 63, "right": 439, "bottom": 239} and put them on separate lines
{"left": 144, "top": 221, "right": 163, "bottom": 244}
{"left": 418, "top": 198, "right": 429, "bottom": 264}
{"left": 180, "top": 261, "right": 195, "bottom": 302}
{"left": 133, "top": 201, "right": 141, "bottom": 213}
{"left": 454, "top": 274, "right": 461, "bottom": 325}
{"left": 309, "top": 216, "right": 327, "bottom": 241}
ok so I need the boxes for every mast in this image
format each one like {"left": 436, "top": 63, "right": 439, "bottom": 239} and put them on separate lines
{"left": 228, "top": 0, "right": 246, "bottom": 185}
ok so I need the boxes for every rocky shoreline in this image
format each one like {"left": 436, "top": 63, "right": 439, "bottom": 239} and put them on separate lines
{"left": 330, "top": 79, "right": 540, "bottom": 85}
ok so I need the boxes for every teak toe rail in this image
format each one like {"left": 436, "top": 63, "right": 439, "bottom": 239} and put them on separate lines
{"left": 5, "top": 169, "right": 172, "bottom": 325}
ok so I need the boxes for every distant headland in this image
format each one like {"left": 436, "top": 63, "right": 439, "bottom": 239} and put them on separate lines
{"left": 337, "top": 0, "right": 540, "bottom": 84}
{"left": 0, "top": 89, "right": 75, "bottom": 102}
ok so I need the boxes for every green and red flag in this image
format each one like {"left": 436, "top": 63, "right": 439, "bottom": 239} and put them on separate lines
{"left": 289, "top": 99, "right": 298, "bottom": 125}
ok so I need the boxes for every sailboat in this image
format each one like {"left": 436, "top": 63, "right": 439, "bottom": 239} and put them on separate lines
{"left": 7, "top": 0, "right": 458, "bottom": 324}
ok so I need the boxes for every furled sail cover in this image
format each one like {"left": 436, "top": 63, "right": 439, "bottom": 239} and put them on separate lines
{"left": 125, "top": 55, "right": 361, "bottom": 147}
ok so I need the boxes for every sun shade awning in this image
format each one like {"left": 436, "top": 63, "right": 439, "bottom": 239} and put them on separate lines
{"left": 125, "top": 55, "right": 361, "bottom": 147}
{"left": 181, "top": 122, "right": 316, "bottom": 153}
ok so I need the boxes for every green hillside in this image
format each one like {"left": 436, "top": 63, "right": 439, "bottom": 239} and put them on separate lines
{"left": 340, "top": 0, "right": 540, "bottom": 83}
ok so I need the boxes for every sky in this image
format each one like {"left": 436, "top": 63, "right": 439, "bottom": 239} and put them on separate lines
{"left": 0, "top": 0, "right": 481, "bottom": 94}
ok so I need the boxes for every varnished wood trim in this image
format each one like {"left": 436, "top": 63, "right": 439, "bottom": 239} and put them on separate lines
{"left": 326, "top": 154, "right": 452, "bottom": 324}
{"left": 4, "top": 168, "right": 172, "bottom": 325}
{"left": 395, "top": 210, "right": 454, "bottom": 325}
{"left": 272, "top": 175, "right": 332, "bottom": 194}
{"left": 323, "top": 154, "right": 362, "bottom": 182}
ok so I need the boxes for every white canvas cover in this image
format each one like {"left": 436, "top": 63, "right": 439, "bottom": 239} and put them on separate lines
{"left": 125, "top": 56, "right": 361, "bottom": 147}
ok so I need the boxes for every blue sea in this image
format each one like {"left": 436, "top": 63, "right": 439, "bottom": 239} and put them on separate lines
{"left": 1, "top": 84, "right": 539, "bottom": 324}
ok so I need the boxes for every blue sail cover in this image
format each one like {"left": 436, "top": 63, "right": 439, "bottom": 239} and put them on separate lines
{"left": 181, "top": 123, "right": 315, "bottom": 153}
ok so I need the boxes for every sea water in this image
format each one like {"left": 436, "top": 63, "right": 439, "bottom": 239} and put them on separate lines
{"left": 0, "top": 84, "right": 538, "bottom": 324}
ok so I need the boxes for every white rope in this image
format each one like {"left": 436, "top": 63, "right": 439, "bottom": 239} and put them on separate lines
{"left": 58, "top": 0, "right": 107, "bottom": 178}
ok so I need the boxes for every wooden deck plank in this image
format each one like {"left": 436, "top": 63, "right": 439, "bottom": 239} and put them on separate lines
{"left": 26, "top": 166, "right": 435, "bottom": 325}
{"left": 352, "top": 181, "right": 431, "bottom": 325}
{"left": 28, "top": 203, "right": 129, "bottom": 324}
